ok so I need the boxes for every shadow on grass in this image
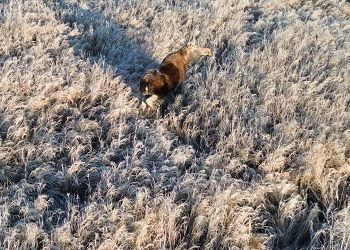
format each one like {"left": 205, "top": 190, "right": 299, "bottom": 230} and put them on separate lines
{"left": 51, "top": 0, "right": 158, "bottom": 93}
{"left": 0, "top": 1, "right": 164, "bottom": 227}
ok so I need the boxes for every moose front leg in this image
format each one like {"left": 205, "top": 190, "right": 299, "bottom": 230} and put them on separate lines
{"left": 140, "top": 94, "right": 160, "bottom": 110}
{"left": 146, "top": 95, "right": 160, "bottom": 109}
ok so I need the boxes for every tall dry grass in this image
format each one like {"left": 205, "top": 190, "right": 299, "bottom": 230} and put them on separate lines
{"left": 0, "top": 0, "right": 349, "bottom": 249}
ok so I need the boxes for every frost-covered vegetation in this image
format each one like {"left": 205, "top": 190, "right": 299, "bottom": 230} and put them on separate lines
{"left": 0, "top": 0, "right": 349, "bottom": 249}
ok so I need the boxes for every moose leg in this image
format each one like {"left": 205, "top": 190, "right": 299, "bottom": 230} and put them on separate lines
{"left": 188, "top": 47, "right": 212, "bottom": 64}
{"left": 144, "top": 94, "right": 160, "bottom": 110}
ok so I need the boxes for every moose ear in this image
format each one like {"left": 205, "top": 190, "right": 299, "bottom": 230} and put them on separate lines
{"left": 147, "top": 69, "right": 160, "bottom": 75}
{"left": 141, "top": 78, "right": 148, "bottom": 84}
{"left": 152, "top": 69, "right": 161, "bottom": 75}
{"left": 186, "top": 42, "right": 194, "bottom": 48}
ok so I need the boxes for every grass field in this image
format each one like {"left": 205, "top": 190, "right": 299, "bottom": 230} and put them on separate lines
{"left": 0, "top": 0, "right": 349, "bottom": 249}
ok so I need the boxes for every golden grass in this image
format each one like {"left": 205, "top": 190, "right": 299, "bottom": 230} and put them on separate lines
{"left": 0, "top": 0, "right": 349, "bottom": 249}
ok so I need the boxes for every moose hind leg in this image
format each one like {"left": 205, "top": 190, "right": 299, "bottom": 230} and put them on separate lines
{"left": 189, "top": 47, "right": 212, "bottom": 64}
{"left": 197, "top": 47, "right": 212, "bottom": 56}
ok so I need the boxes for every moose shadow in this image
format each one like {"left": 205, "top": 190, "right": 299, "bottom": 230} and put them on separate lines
{"left": 52, "top": 0, "right": 158, "bottom": 93}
